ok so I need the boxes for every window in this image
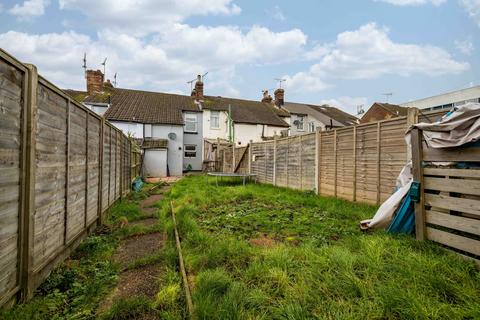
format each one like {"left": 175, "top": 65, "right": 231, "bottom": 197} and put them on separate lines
{"left": 210, "top": 111, "right": 220, "bottom": 129}
{"left": 184, "top": 113, "right": 197, "bottom": 132}
{"left": 308, "top": 122, "right": 315, "bottom": 133}
{"left": 294, "top": 115, "right": 304, "bottom": 131}
{"left": 184, "top": 144, "right": 197, "bottom": 158}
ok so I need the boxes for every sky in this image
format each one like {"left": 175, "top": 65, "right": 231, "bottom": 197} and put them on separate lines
{"left": 0, "top": 0, "right": 479, "bottom": 115}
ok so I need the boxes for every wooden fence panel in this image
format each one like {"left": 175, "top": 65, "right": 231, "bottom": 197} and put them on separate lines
{"left": 86, "top": 115, "right": 100, "bottom": 225}
{"left": 319, "top": 131, "right": 335, "bottom": 196}
{"left": 265, "top": 142, "right": 275, "bottom": 184}
{"left": 66, "top": 103, "right": 88, "bottom": 243}
{"left": 301, "top": 133, "right": 316, "bottom": 191}
{"left": 415, "top": 129, "right": 480, "bottom": 265}
{"left": 275, "top": 139, "right": 288, "bottom": 187}
{"left": 0, "top": 50, "right": 137, "bottom": 306}
{"left": 355, "top": 123, "right": 378, "bottom": 204}
{"left": 336, "top": 128, "right": 354, "bottom": 200}
{"left": 0, "top": 55, "right": 25, "bottom": 305}
{"left": 33, "top": 83, "right": 68, "bottom": 269}
{"left": 251, "top": 143, "right": 266, "bottom": 182}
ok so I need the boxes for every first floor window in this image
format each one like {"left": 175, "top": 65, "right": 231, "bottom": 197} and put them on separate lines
{"left": 308, "top": 122, "right": 315, "bottom": 132}
{"left": 210, "top": 111, "right": 220, "bottom": 129}
{"left": 184, "top": 113, "right": 197, "bottom": 132}
{"left": 295, "top": 115, "right": 305, "bottom": 131}
{"left": 184, "top": 144, "right": 197, "bottom": 158}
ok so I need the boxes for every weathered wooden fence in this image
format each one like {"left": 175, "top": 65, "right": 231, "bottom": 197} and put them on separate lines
{"left": 411, "top": 128, "right": 480, "bottom": 266}
{"left": 0, "top": 49, "right": 139, "bottom": 306}
{"left": 213, "top": 109, "right": 446, "bottom": 206}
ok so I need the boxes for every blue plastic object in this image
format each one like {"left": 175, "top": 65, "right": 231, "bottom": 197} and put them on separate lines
{"left": 387, "top": 188, "right": 415, "bottom": 234}
{"left": 132, "top": 177, "right": 143, "bottom": 192}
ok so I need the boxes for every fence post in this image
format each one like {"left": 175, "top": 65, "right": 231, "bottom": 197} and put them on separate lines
{"left": 376, "top": 122, "right": 381, "bottom": 205}
{"left": 286, "top": 137, "right": 289, "bottom": 188}
{"left": 247, "top": 142, "right": 252, "bottom": 174}
{"left": 411, "top": 128, "right": 426, "bottom": 240}
{"left": 264, "top": 143, "right": 267, "bottom": 182}
{"left": 84, "top": 111, "right": 89, "bottom": 227}
{"left": 333, "top": 130, "right": 337, "bottom": 197}
{"left": 273, "top": 137, "right": 277, "bottom": 186}
{"left": 19, "top": 64, "right": 38, "bottom": 301}
{"left": 315, "top": 129, "right": 321, "bottom": 195}
{"left": 232, "top": 142, "right": 235, "bottom": 173}
{"left": 64, "top": 99, "right": 71, "bottom": 244}
{"left": 406, "top": 108, "right": 419, "bottom": 162}
{"left": 299, "top": 135, "right": 303, "bottom": 190}
{"left": 97, "top": 118, "right": 104, "bottom": 226}
{"left": 352, "top": 126, "right": 357, "bottom": 202}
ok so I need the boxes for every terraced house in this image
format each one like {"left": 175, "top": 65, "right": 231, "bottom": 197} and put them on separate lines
{"left": 66, "top": 72, "right": 292, "bottom": 177}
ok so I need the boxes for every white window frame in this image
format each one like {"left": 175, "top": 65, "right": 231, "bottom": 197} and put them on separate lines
{"left": 184, "top": 112, "right": 197, "bottom": 133}
{"left": 210, "top": 111, "right": 220, "bottom": 129}
{"left": 184, "top": 144, "right": 197, "bottom": 158}
{"left": 295, "top": 115, "right": 305, "bottom": 131}
{"left": 308, "top": 122, "right": 315, "bottom": 133}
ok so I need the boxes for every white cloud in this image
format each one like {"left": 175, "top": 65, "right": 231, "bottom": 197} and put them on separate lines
{"left": 286, "top": 23, "right": 468, "bottom": 93}
{"left": 460, "top": 0, "right": 480, "bottom": 27}
{"left": 455, "top": 38, "right": 474, "bottom": 54}
{"left": 320, "top": 96, "right": 369, "bottom": 115}
{"left": 375, "top": 0, "right": 446, "bottom": 5}
{"left": 59, "top": 0, "right": 241, "bottom": 35}
{"left": 8, "top": 0, "right": 49, "bottom": 19}
{"left": 0, "top": 24, "right": 307, "bottom": 95}
{"left": 272, "top": 6, "right": 286, "bottom": 21}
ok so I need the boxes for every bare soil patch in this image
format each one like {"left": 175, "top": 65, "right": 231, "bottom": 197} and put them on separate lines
{"left": 140, "top": 194, "right": 164, "bottom": 209}
{"left": 249, "top": 234, "right": 277, "bottom": 248}
{"left": 113, "top": 263, "right": 160, "bottom": 300}
{"left": 114, "top": 233, "right": 163, "bottom": 269}
{"left": 130, "top": 218, "right": 159, "bottom": 227}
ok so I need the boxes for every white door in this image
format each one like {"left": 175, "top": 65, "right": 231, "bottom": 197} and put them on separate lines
{"left": 144, "top": 149, "right": 167, "bottom": 177}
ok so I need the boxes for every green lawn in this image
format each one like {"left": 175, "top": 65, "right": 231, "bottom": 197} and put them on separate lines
{"left": 163, "top": 175, "right": 480, "bottom": 319}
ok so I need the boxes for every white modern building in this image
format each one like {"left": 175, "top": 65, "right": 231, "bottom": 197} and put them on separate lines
{"left": 401, "top": 85, "right": 480, "bottom": 110}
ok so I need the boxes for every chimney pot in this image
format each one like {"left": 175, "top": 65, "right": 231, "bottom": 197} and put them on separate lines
{"left": 86, "top": 69, "right": 104, "bottom": 95}
{"left": 193, "top": 75, "right": 204, "bottom": 100}
{"left": 261, "top": 90, "right": 273, "bottom": 103}
{"left": 274, "top": 88, "right": 285, "bottom": 107}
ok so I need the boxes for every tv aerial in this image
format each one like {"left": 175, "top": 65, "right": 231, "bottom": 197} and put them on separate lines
{"left": 187, "top": 72, "right": 209, "bottom": 91}
{"left": 82, "top": 52, "right": 87, "bottom": 71}
{"left": 382, "top": 92, "right": 393, "bottom": 103}
{"left": 275, "top": 78, "right": 286, "bottom": 89}
{"left": 113, "top": 72, "right": 118, "bottom": 87}
{"left": 101, "top": 57, "right": 107, "bottom": 75}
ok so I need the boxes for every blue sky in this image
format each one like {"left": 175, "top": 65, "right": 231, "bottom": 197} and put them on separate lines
{"left": 0, "top": 0, "right": 479, "bottom": 114}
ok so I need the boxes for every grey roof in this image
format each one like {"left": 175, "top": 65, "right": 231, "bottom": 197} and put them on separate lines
{"left": 283, "top": 102, "right": 357, "bottom": 127}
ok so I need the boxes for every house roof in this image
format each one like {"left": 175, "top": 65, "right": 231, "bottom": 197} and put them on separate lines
{"left": 284, "top": 102, "right": 358, "bottom": 127}
{"left": 140, "top": 139, "right": 168, "bottom": 149}
{"left": 64, "top": 87, "right": 200, "bottom": 125}
{"left": 202, "top": 96, "right": 290, "bottom": 127}
{"left": 310, "top": 105, "right": 358, "bottom": 126}
{"left": 64, "top": 88, "right": 289, "bottom": 127}
{"left": 374, "top": 102, "right": 409, "bottom": 116}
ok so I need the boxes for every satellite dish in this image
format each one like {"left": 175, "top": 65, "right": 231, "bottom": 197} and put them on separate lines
{"left": 168, "top": 132, "right": 177, "bottom": 140}
{"left": 293, "top": 120, "right": 300, "bottom": 125}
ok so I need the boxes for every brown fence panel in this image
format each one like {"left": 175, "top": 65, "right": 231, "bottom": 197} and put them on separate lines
{"left": 0, "top": 52, "right": 26, "bottom": 306}
{"left": 300, "top": 133, "right": 316, "bottom": 191}
{"left": 413, "top": 127, "right": 480, "bottom": 266}
{"left": 275, "top": 139, "right": 288, "bottom": 187}
{"left": 0, "top": 49, "right": 135, "bottom": 306}
{"left": 319, "top": 131, "right": 335, "bottom": 197}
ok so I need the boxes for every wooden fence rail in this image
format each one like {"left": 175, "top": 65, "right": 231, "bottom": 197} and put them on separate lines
{"left": 0, "top": 49, "right": 140, "bottom": 307}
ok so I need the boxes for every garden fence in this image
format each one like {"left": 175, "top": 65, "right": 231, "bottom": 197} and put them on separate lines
{"left": 411, "top": 128, "right": 480, "bottom": 266}
{"left": 214, "top": 109, "right": 446, "bottom": 205}
{"left": 0, "top": 49, "right": 140, "bottom": 307}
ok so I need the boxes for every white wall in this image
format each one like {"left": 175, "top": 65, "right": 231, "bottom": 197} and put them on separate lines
{"left": 110, "top": 121, "right": 144, "bottom": 138}
{"left": 152, "top": 125, "right": 184, "bottom": 176}
{"left": 202, "top": 109, "right": 229, "bottom": 140}
{"left": 233, "top": 123, "right": 287, "bottom": 146}
{"left": 144, "top": 149, "right": 167, "bottom": 177}
{"left": 401, "top": 86, "right": 480, "bottom": 110}
{"left": 290, "top": 115, "right": 324, "bottom": 135}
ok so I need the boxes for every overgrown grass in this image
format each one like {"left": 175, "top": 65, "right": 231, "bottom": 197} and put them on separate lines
{"left": 165, "top": 175, "right": 480, "bottom": 319}
{"left": 0, "top": 183, "right": 169, "bottom": 320}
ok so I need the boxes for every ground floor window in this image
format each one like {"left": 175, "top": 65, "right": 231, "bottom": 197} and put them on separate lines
{"left": 184, "top": 144, "right": 197, "bottom": 158}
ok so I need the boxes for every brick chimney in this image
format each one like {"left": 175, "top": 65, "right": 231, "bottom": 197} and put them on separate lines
{"left": 192, "top": 75, "right": 204, "bottom": 100}
{"left": 261, "top": 90, "right": 273, "bottom": 103}
{"left": 86, "top": 69, "right": 104, "bottom": 95}
{"left": 274, "top": 88, "right": 284, "bottom": 107}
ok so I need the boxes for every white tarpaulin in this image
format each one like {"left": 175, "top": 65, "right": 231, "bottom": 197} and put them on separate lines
{"left": 360, "top": 102, "right": 480, "bottom": 231}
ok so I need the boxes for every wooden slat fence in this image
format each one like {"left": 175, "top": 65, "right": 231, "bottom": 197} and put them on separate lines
{"left": 411, "top": 127, "right": 480, "bottom": 266}
{"left": 0, "top": 49, "right": 139, "bottom": 307}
